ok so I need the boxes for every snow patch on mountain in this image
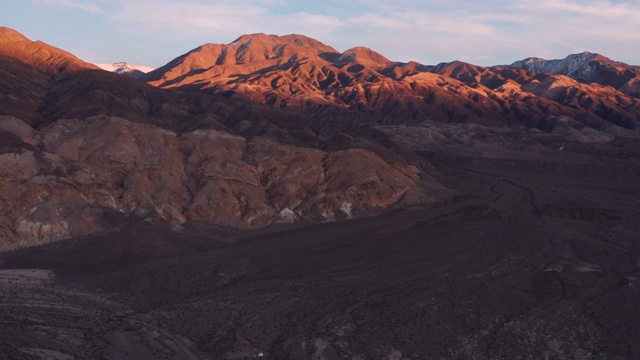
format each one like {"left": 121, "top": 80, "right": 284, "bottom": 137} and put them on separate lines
{"left": 508, "top": 52, "right": 598, "bottom": 77}
{"left": 94, "top": 62, "right": 155, "bottom": 74}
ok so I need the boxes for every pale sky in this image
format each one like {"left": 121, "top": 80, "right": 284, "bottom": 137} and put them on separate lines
{"left": 2, "top": 0, "right": 640, "bottom": 68}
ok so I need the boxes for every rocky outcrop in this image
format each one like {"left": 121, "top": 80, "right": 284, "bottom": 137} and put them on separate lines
{"left": 0, "top": 115, "right": 444, "bottom": 249}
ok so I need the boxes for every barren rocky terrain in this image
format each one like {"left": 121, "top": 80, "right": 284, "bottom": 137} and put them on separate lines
{"left": 2, "top": 147, "right": 639, "bottom": 359}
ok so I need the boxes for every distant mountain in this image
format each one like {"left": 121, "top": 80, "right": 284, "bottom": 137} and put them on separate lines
{"left": 509, "top": 52, "right": 598, "bottom": 77}
{"left": 0, "top": 26, "right": 98, "bottom": 75}
{"left": 143, "top": 33, "right": 339, "bottom": 82}
{"left": 142, "top": 34, "right": 640, "bottom": 131}
{"left": 0, "top": 26, "right": 102, "bottom": 124}
{"left": 505, "top": 52, "right": 640, "bottom": 97}
{"left": 95, "top": 62, "right": 155, "bottom": 79}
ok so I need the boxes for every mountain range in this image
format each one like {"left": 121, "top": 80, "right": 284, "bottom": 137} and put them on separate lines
{"left": 141, "top": 33, "right": 640, "bottom": 131}
{"left": 507, "top": 52, "right": 640, "bottom": 97}
{"left": 0, "top": 28, "right": 447, "bottom": 248}
{"left": 1, "top": 25, "right": 640, "bottom": 359}
{"left": 0, "top": 26, "right": 639, "bottom": 249}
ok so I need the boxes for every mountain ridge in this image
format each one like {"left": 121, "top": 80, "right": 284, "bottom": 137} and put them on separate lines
{"left": 508, "top": 51, "right": 599, "bottom": 76}
{"left": 0, "top": 26, "right": 98, "bottom": 75}
{"left": 141, "top": 33, "right": 640, "bottom": 131}
{"left": 0, "top": 26, "right": 639, "bottom": 248}
{"left": 504, "top": 51, "right": 640, "bottom": 97}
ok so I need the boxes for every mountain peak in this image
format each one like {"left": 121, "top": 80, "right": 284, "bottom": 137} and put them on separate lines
{"left": 229, "top": 33, "right": 338, "bottom": 56}
{"left": 231, "top": 32, "right": 274, "bottom": 45}
{"left": 0, "top": 27, "right": 30, "bottom": 43}
{"left": 0, "top": 26, "right": 98, "bottom": 75}
{"left": 142, "top": 33, "right": 339, "bottom": 82}
{"left": 342, "top": 46, "right": 377, "bottom": 54}
{"left": 565, "top": 51, "right": 598, "bottom": 62}
{"left": 232, "top": 33, "right": 325, "bottom": 43}
{"left": 520, "top": 57, "right": 545, "bottom": 64}
{"left": 95, "top": 62, "right": 155, "bottom": 79}
{"left": 509, "top": 51, "right": 600, "bottom": 76}
{"left": 338, "top": 46, "right": 391, "bottom": 67}
{"left": 504, "top": 51, "right": 639, "bottom": 92}
{"left": 95, "top": 62, "right": 154, "bottom": 74}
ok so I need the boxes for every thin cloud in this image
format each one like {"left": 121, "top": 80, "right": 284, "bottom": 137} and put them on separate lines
{"left": 518, "top": 0, "right": 640, "bottom": 17}
{"left": 350, "top": 14, "right": 414, "bottom": 30}
{"left": 100, "top": 0, "right": 640, "bottom": 66}
{"left": 502, "top": 0, "right": 640, "bottom": 59}
{"left": 290, "top": 13, "right": 345, "bottom": 28}
{"left": 37, "top": 0, "right": 104, "bottom": 14}
{"left": 108, "top": 1, "right": 348, "bottom": 48}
